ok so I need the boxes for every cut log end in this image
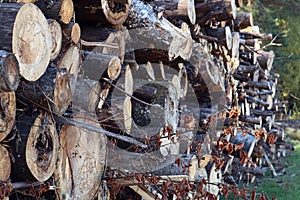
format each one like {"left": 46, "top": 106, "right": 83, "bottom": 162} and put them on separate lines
{"left": 101, "top": 0, "right": 130, "bottom": 26}
{"left": 107, "top": 57, "right": 122, "bottom": 80}
{"left": 13, "top": 3, "right": 52, "bottom": 81}
{"left": 1, "top": 53, "right": 20, "bottom": 92}
{"left": 0, "top": 144, "right": 11, "bottom": 181}
{"left": 71, "top": 23, "right": 81, "bottom": 44}
{"left": 60, "top": 0, "right": 74, "bottom": 24}
{"left": 0, "top": 92, "right": 16, "bottom": 142}
{"left": 25, "top": 112, "right": 59, "bottom": 182}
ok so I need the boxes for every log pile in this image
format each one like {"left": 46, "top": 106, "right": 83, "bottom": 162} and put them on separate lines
{"left": 0, "top": 0, "right": 292, "bottom": 199}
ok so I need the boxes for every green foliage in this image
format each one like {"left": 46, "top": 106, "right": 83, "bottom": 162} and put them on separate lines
{"left": 243, "top": 1, "right": 300, "bottom": 108}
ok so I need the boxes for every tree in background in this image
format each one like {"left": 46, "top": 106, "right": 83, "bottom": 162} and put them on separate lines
{"left": 244, "top": 0, "right": 300, "bottom": 117}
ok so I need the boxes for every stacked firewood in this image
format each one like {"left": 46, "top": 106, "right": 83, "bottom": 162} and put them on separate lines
{"left": 0, "top": 0, "right": 291, "bottom": 199}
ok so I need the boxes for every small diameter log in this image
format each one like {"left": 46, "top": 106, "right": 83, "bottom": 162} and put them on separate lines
{"left": 0, "top": 144, "right": 11, "bottom": 181}
{"left": 35, "top": 0, "right": 74, "bottom": 24}
{"left": 252, "top": 109, "right": 274, "bottom": 117}
{"left": 233, "top": 12, "right": 253, "bottom": 31}
{"left": 148, "top": 0, "right": 196, "bottom": 24}
{"left": 101, "top": 0, "right": 130, "bottom": 27}
{"left": 127, "top": 0, "right": 193, "bottom": 61}
{"left": 72, "top": 78, "right": 101, "bottom": 114}
{"left": 195, "top": 0, "right": 237, "bottom": 25}
{"left": 48, "top": 19, "right": 62, "bottom": 61}
{"left": 10, "top": 111, "right": 58, "bottom": 182}
{"left": 82, "top": 51, "right": 122, "bottom": 81}
{"left": 57, "top": 44, "right": 81, "bottom": 94}
{"left": 0, "top": 92, "right": 16, "bottom": 142}
{"left": 0, "top": 50, "right": 20, "bottom": 92}
{"left": 61, "top": 22, "right": 81, "bottom": 46}
{"left": 238, "top": 166, "right": 267, "bottom": 176}
{"left": 204, "top": 26, "right": 232, "bottom": 50}
{"left": 257, "top": 50, "right": 274, "bottom": 71}
{"left": 245, "top": 81, "right": 272, "bottom": 90}
{"left": 74, "top": 0, "right": 130, "bottom": 27}
{"left": 152, "top": 154, "right": 207, "bottom": 182}
{"left": 0, "top": 3, "right": 52, "bottom": 81}
{"left": 230, "top": 131, "right": 256, "bottom": 157}
{"left": 17, "top": 68, "right": 72, "bottom": 115}
{"left": 55, "top": 113, "right": 107, "bottom": 200}
{"left": 237, "top": 62, "right": 259, "bottom": 74}
{"left": 239, "top": 115, "right": 262, "bottom": 126}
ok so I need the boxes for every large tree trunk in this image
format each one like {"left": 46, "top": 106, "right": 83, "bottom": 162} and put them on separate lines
{"left": 10, "top": 111, "right": 58, "bottom": 182}
{"left": 54, "top": 113, "right": 107, "bottom": 200}
{"left": 0, "top": 3, "right": 52, "bottom": 81}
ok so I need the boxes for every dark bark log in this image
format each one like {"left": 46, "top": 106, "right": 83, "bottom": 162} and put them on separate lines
{"left": 257, "top": 50, "right": 274, "bottom": 71}
{"left": 237, "top": 62, "right": 259, "bottom": 74}
{"left": 126, "top": 0, "right": 194, "bottom": 61}
{"left": 204, "top": 26, "right": 232, "bottom": 50}
{"left": 233, "top": 12, "right": 253, "bottom": 31}
{"left": 195, "top": 0, "right": 237, "bottom": 26}
{"left": 35, "top": 0, "right": 74, "bottom": 24}
{"left": 61, "top": 22, "right": 81, "bottom": 47}
{"left": 148, "top": 0, "right": 196, "bottom": 24}
{"left": 239, "top": 115, "right": 262, "bottom": 125}
{"left": 16, "top": 68, "right": 72, "bottom": 115}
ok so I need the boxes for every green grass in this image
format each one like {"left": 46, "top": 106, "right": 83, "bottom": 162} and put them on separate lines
{"left": 252, "top": 142, "right": 300, "bottom": 200}
{"left": 220, "top": 129, "right": 300, "bottom": 200}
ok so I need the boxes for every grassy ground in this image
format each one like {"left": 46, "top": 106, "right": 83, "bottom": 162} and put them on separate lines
{"left": 220, "top": 127, "right": 300, "bottom": 200}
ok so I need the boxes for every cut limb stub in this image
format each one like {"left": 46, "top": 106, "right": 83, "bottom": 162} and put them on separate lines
{"left": 55, "top": 113, "right": 107, "bottom": 200}
{"left": 0, "top": 50, "right": 20, "bottom": 92}
{"left": 25, "top": 112, "right": 59, "bottom": 182}
{"left": 0, "top": 92, "right": 16, "bottom": 142}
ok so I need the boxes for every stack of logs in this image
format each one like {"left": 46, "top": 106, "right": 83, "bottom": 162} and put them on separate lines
{"left": 0, "top": 0, "right": 292, "bottom": 199}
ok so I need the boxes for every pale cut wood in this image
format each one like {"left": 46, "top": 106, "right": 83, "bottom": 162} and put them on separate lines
{"left": 12, "top": 3, "right": 52, "bottom": 81}
{"left": 73, "top": 78, "right": 101, "bottom": 113}
{"left": 57, "top": 44, "right": 81, "bottom": 94}
{"left": 0, "top": 92, "right": 16, "bottom": 142}
{"left": 123, "top": 96, "right": 132, "bottom": 134}
{"left": 35, "top": 0, "right": 74, "bottom": 24}
{"left": 206, "top": 162, "right": 222, "bottom": 196}
{"left": 56, "top": 113, "right": 107, "bottom": 200}
{"left": 48, "top": 19, "right": 62, "bottom": 61}
{"left": 26, "top": 112, "right": 59, "bottom": 182}
{"left": 0, "top": 144, "right": 11, "bottom": 181}
{"left": 0, "top": 50, "right": 20, "bottom": 92}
